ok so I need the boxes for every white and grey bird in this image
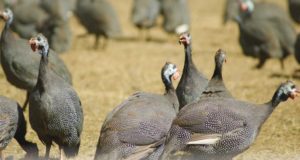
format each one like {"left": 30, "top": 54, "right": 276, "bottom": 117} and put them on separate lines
{"left": 131, "top": 0, "right": 160, "bottom": 40}
{"left": 0, "top": 8, "right": 72, "bottom": 110}
{"left": 160, "top": 81, "right": 299, "bottom": 160}
{"left": 94, "top": 62, "right": 180, "bottom": 160}
{"left": 28, "top": 34, "right": 83, "bottom": 160}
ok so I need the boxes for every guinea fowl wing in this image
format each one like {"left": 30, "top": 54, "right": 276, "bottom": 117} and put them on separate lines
{"left": 0, "top": 114, "right": 16, "bottom": 146}
{"left": 175, "top": 98, "right": 249, "bottom": 134}
{"left": 103, "top": 93, "right": 173, "bottom": 145}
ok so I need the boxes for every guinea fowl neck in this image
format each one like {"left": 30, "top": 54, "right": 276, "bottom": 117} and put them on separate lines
{"left": 163, "top": 75, "right": 179, "bottom": 112}
{"left": 183, "top": 44, "right": 194, "bottom": 72}
{"left": 211, "top": 58, "right": 223, "bottom": 81}
{"left": 37, "top": 49, "right": 50, "bottom": 91}
{"left": 258, "top": 88, "right": 289, "bottom": 124}
{"left": 1, "top": 19, "right": 12, "bottom": 42}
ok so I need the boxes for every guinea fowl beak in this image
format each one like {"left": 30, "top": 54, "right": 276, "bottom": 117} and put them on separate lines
{"left": 172, "top": 70, "right": 180, "bottom": 80}
{"left": 289, "top": 88, "right": 300, "bottom": 100}
{"left": 29, "top": 39, "right": 37, "bottom": 52}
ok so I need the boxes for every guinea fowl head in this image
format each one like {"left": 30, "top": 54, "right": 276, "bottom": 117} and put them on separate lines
{"left": 238, "top": 0, "right": 254, "bottom": 14}
{"left": 179, "top": 33, "right": 191, "bottom": 47}
{"left": 234, "top": 0, "right": 254, "bottom": 22}
{"left": 215, "top": 49, "right": 227, "bottom": 65}
{"left": 212, "top": 49, "right": 227, "bottom": 79}
{"left": 271, "top": 81, "right": 300, "bottom": 107}
{"left": 0, "top": 8, "right": 13, "bottom": 25}
{"left": 29, "top": 34, "right": 49, "bottom": 57}
{"left": 161, "top": 62, "right": 180, "bottom": 88}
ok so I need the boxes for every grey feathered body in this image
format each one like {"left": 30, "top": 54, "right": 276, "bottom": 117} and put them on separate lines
{"left": 29, "top": 61, "right": 83, "bottom": 156}
{"left": 0, "top": 96, "right": 18, "bottom": 150}
{"left": 75, "top": 0, "right": 122, "bottom": 39}
{"left": 160, "top": 0, "right": 190, "bottom": 34}
{"left": 94, "top": 91, "right": 178, "bottom": 160}
{"left": 0, "top": 26, "right": 72, "bottom": 91}
{"left": 8, "top": 0, "right": 48, "bottom": 39}
{"left": 236, "top": 3, "right": 296, "bottom": 68}
{"left": 131, "top": 0, "right": 160, "bottom": 29}
{"left": 160, "top": 97, "right": 272, "bottom": 160}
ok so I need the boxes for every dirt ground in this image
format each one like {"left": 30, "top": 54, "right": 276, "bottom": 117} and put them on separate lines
{"left": 2, "top": 0, "right": 300, "bottom": 159}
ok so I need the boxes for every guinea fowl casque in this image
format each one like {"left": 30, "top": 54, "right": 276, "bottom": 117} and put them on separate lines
{"left": 176, "top": 33, "right": 208, "bottom": 109}
{"left": 0, "top": 8, "right": 72, "bottom": 110}
{"left": 131, "top": 0, "right": 160, "bottom": 40}
{"left": 94, "top": 62, "right": 180, "bottom": 160}
{"left": 160, "top": 81, "right": 299, "bottom": 160}
{"left": 235, "top": 0, "right": 296, "bottom": 69}
{"left": 0, "top": 96, "right": 38, "bottom": 159}
{"left": 28, "top": 34, "right": 83, "bottom": 160}
{"left": 75, "top": 0, "right": 122, "bottom": 49}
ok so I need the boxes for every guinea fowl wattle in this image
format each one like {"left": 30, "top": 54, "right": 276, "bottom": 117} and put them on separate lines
{"left": 0, "top": 8, "right": 72, "bottom": 110}
{"left": 28, "top": 34, "right": 83, "bottom": 160}
{"left": 176, "top": 33, "right": 208, "bottom": 109}
{"left": 160, "top": 81, "right": 299, "bottom": 160}
{"left": 94, "top": 62, "right": 180, "bottom": 160}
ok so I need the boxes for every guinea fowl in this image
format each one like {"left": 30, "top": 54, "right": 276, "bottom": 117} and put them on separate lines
{"left": 131, "top": 0, "right": 160, "bottom": 40}
{"left": 8, "top": 0, "right": 49, "bottom": 39}
{"left": 235, "top": 0, "right": 296, "bottom": 69}
{"left": 75, "top": 0, "right": 122, "bottom": 49}
{"left": 288, "top": 0, "right": 300, "bottom": 24}
{"left": 160, "top": 81, "right": 299, "bottom": 160}
{"left": 160, "top": 0, "right": 190, "bottom": 35}
{"left": 201, "top": 49, "right": 232, "bottom": 99}
{"left": 94, "top": 62, "right": 180, "bottom": 160}
{"left": 39, "top": 0, "right": 73, "bottom": 53}
{"left": 176, "top": 33, "right": 208, "bottom": 109}
{"left": 28, "top": 34, "right": 83, "bottom": 160}
{"left": 0, "top": 8, "right": 72, "bottom": 110}
{"left": 0, "top": 96, "right": 38, "bottom": 159}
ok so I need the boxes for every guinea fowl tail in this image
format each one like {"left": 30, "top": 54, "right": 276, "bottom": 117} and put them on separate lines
{"left": 62, "top": 141, "right": 80, "bottom": 158}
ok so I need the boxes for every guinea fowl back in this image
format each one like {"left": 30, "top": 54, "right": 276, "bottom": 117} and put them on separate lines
{"left": 75, "top": 0, "right": 122, "bottom": 38}
{"left": 161, "top": 0, "right": 190, "bottom": 34}
{"left": 131, "top": 0, "right": 160, "bottom": 30}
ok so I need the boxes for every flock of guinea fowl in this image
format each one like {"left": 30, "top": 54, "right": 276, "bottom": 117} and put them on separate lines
{"left": 0, "top": 0, "right": 300, "bottom": 160}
